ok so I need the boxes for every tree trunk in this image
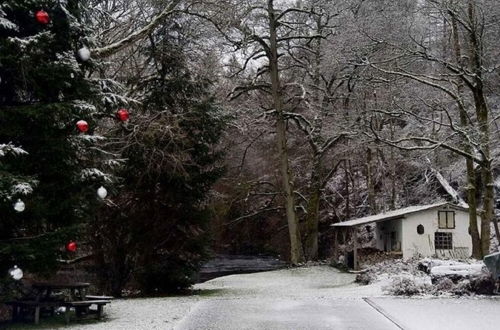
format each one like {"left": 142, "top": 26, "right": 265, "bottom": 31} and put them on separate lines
{"left": 303, "top": 17, "right": 325, "bottom": 261}
{"left": 389, "top": 119, "right": 397, "bottom": 209}
{"left": 467, "top": 1, "right": 493, "bottom": 256}
{"left": 481, "top": 163, "right": 494, "bottom": 256}
{"left": 304, "top": 156, "right": 321, "bottom": 260}
{"left": 366, "top": 147, "right": 377, "bottom": 213}
{"left": 494, "top": 215, "right": 500, "bottom": 251}
{"left": 474, "top": 87, "right": 493, "bottom": 257}
{"left": 450, "top": 15, "right": 482, "bottom": 258}
{"left": 344, "top": 160, "right": 351, "bottom": 219}
{"left": 466, "top": 160, "right": 481, "bottom": 258}
{"left": 268, "top": 0, "right": 304, "bottom": 264}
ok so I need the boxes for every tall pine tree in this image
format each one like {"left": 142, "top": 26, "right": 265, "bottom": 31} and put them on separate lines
{"left": 0, "top": 0, "right": 119, "bottom": 292}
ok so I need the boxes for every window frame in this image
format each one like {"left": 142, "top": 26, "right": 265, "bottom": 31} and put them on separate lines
{"left": 435, "top": 232, "right": 453, "bottom": 250}
{"left": 438, "top": 211, "right": 455, "bottom": 229}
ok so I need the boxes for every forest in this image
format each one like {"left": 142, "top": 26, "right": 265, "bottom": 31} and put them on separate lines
{"left": 1, "top": 0, "right": 500, "bottom": 298}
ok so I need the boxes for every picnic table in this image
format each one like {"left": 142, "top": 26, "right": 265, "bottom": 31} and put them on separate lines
{"left": 32, "top": 281, "right": 90, "bottom": 302}
{"left": 8, "top": 281, "right": 111, "bottom": 325}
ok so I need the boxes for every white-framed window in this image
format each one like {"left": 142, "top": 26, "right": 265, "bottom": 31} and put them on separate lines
{"left": 435, "top": 232, "right": 453, "bottom": 250}
{"left": 438, "top": 211, "right": 455, "bottom": 229}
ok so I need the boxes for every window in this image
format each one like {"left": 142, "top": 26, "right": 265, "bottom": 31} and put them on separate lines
{"left": 417, "top": 224, "right": 424, "bottom": 235}
{"left": 438, "top": 211, "right": 455, "bottom": 229}
{"left": 435, "top": 232, "right": 453, "bottom": 250}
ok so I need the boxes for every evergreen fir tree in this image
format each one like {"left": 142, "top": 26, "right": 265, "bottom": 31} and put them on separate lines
{"left": 91, "top": 29, "right": 227, "bottom": 295}
{"left": 0, "top": 0, "right": 119, "bottom": 291}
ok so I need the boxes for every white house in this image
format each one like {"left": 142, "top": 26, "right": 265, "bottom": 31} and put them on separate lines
{"left": 332, "top": 202, "right": 475, "bottom": 267}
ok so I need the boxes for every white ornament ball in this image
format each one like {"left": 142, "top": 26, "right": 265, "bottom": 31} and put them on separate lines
{"left": 9, "top": 265, "right": 23, "bottom": 280}
{"left": 77, "top": 47, "right": 91, "bottom": 62}
{"left": 13, "top": 199, "right": 25, "bottom": 213}
{"left": 97, "top": 186, "right": 108, "bottom": 199}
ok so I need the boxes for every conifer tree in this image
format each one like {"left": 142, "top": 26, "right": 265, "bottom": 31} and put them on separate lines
{"left": 0, "top": 0, "right": 120, "bottom": 290}
{"left": 91, "top": 27, "right": 227, "bottom": 295}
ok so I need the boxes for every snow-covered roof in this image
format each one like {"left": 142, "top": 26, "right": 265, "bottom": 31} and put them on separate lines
{"left": 331, "top": 202, "right": 468, "bottom": 228}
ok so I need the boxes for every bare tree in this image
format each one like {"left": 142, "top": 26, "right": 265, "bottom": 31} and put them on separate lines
{"left": 280, "top": 0, "right": 358, "bottom": 259}
{"left": 364, "top": 0, "right": 500, "bottom": 257}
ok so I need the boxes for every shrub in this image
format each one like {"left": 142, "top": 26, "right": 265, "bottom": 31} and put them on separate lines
{"left": 384, "top": 276, "right": 430, "bottom": 296}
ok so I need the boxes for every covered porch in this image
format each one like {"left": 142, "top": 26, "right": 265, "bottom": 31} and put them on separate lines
{"left": 332, "top": 215, "right": 403, "bottom": 270}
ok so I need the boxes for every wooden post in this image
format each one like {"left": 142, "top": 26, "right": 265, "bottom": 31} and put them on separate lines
{"left": 353, "top": 226, "right": 359, "bottom": 270}
{"left": 97, "top": 305, "right": 104, "bottom": 320}
{"left": 65, "top": 307, "right": 71, "bottom": 325}
{"left": 34, "top": 306, "right": 40, "bottom": 325}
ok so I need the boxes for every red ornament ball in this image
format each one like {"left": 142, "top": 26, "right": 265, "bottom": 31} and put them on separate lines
{"left": 76, "top": 120, "right": 89, "bottom": 133}
{"left": 117, "top": 109, "right": 130, "bottom": 122}
{"left": 66, "top": 241, "right": 77, "bottom": 253}
{"left": 35, "top": 10, "right": 50, "bottom": 24}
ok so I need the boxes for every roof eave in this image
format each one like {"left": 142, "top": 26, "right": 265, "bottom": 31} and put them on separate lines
{"left": 330, "top": 202, "right": 470, "bottom": 228}
{"left": 331, "top": 215, "right": 406, "bottom": 227}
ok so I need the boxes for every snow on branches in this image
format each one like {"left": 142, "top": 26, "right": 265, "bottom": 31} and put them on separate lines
{"left": 80, "top": 168, "right": 113, "bottom": 183}
{"left": 0, "top": 143, "right": 28, "bottom": 158}
{"left": 0, "top": 143, "right": 36, "bottom": 201}
{"left": 0, "top": 8, "right": 17, "bottom": 31}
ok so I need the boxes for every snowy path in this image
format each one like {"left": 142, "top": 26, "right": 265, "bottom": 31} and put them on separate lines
{"left": 175, "top": 267, "right": 397, "bottom": 330}
{"left": 68, "top": 266, "right": 500, "bottom": 330}
{"left": 175, "top": 297, "right": 397, "bottom": 329}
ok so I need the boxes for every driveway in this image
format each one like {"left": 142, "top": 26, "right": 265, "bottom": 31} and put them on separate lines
{"left": 175, "top": 267, "right": 398, "bottom": 330}
{"left": 67, "top": 266, "right": 500, "bottom": 330}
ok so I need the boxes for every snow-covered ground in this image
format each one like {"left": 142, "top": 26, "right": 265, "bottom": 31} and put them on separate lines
{"left": 369, "top": 297, "right": 500, "bottom": 330}
{"left": 68, "top": 266, "right": 385, "bottom": 330}
{"left": 194, "top": 266, "right": 367, "bottom": 298}
{"left": 63, "top": 266, "right": 499, "bottom": 329}
{"left": 69, "top": 296, "right": 200, "bottom": 330}
{"left": 176, "top": 267, "right": 396, "bottom": 330}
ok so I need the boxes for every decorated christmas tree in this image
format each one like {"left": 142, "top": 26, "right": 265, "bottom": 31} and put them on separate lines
{"left": 0, "top": 0, "right": 123, "bottom": 291}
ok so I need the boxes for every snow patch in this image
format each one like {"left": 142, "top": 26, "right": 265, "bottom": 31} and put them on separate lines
{"left": 430, "top": 264, "right": 484, "bottom": 277}
{"left": 359, "top": 258, "right": 494, "bottom": 296}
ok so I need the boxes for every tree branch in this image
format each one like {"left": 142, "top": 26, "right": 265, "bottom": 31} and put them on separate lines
{"left": 92, "top": 0, "right": 182, "bottom": 58}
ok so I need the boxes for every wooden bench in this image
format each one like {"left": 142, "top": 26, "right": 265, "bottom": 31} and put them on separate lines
{"left": 63, "top": 300, "right": 111, "bottom": 324}
{"left": 6, "top": 300, "right": 61, "bottom": 324}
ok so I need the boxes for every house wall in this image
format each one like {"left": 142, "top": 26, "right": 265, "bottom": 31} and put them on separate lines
{"left": 401, "top": 208, "right": 473, "bottom": 259}
{"left": 375, "top": 219, "right": 402, "bottom": 252}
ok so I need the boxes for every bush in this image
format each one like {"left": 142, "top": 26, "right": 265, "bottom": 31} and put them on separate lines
{"left": 469, "top": 274, "right": 496, "bottom": 295}
{"left": 384, "top": 276, "right": 431, "bottom": 296}
{"left": 331, "top": 260, "right": 349, "bottom": 273}
{"left": 355, "top": 272, "right": 374, "bottom": 285}
{"left": 434, "top": 277, "right": 454, "bottom": 292}
{"left": 451, "top": 279, "right": 472, "bottom": 296}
